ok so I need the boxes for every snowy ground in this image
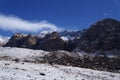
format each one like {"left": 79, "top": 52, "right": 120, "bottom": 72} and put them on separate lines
{"left": 0, "top": 60, "right": 120, "bottom": 80}
{"left": 0, "top": 47, "right": 50, "bottom": 62}
{"left": 0, "top": 47, "right": 120, "bottom": 80}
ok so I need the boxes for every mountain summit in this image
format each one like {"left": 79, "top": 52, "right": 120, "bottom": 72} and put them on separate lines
{"left": 78, "top": 18, "right": 120, "bottom": 52}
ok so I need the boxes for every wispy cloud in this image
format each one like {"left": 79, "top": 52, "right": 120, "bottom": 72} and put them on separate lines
{"left": 0, "top": 14, "right": 59, "bottom": 33}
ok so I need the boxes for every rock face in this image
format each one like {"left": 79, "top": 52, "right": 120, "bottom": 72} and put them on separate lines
{"left": 5, "top": 33, "right": 26, "bottom": 47}
{"left": 5, "top": 32, "right": 65, "bottom": 51}
{"left": 65, "top": 38, "right": 80, "bottom": 51}
{"left": 18, "top": 34, "right": 38, "bottom": 49}
{"left": 78, "top": 18, "right": 120, "bottom": 52}
{"left": 36, "top": 32, "right": 65, "bottom": 51}
{"left": 5, "top": 33, "right": 38, "bottom": 49}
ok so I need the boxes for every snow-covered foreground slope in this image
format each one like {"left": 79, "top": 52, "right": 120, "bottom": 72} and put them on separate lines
{"left": 0, "top": 47, "right": 120, "bottom": 80}
{"left": 0, "top": 47, "right": 49, "bottom": 58}
{"left": 0, "top": 47, "right": 50, "bottom": 61}
{"left": 0, "top": 60, "right": 120, "bottom": 80}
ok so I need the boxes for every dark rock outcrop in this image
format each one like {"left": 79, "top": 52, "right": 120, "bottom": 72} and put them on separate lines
{"left": 42, "top": 50, "right": 120, "bottom": 72}
{"left": 5, "top": 32, "right": 65, "bottom": 51}
{"left": 4, "top": 33, "right": 38, "bottom": 49}
{"left": 78, "top": 18, "right": 120, "bottom": 52}
{"left": 18, "top": 34, "right": 38, "bottom": 49}
{"left": 36, "top": 32, "right": 65, "bottom": 51}
{"left": 5, "top": 33, "right": 26, "bottom": 47}
{"left": 65, "top": 38, "right": 80, "bottom": 51}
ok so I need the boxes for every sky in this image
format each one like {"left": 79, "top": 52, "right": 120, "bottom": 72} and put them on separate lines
{"left": 0, "top": 0, "right": 120, "bottom": 36}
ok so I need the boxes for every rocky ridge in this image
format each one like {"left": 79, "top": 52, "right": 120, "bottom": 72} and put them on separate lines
{"left": 5, "top": 18, "right": 120, "bottom": 53}
{"left": 77, "top": 18, "right": 120, "bottom": 53}
{"left": 4, "top": 32, "right": 66, "bottom": 51}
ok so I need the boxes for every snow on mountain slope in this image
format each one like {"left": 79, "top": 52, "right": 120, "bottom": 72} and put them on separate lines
{"left": 38, "top": 30, "right": 85, "bottom": 41}
{"left": 0, "top": 35, "right": 10, "bottom": 44}
{"left": 61, "top": 36, "right": 69, "bottom": 41}
{"left": 38, "top": 31, "right": 51, "bottom": 37}
{"left": 0, "top": 60, "right": 120, "bottom": 80}
{"left": 0, "top": 47, "right": 50, "bottom": 61}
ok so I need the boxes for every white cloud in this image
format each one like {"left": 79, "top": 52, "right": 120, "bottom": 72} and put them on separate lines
{"left": 0, "top": 14, "right": 59, "bottom": 33}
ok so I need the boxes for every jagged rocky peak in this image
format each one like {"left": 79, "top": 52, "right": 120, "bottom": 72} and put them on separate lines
{"left": 14, "top": 33, "right": 27, "bottom": 37}
{"left": 77, "top": 18, "right": 120, "bottom": 52}
{"left": 4, "top": 33, "right": 38, "bottom": 48}
{"left": 5, "top": 32, "right": 65, "bottom": 51}
{"left": 97, "top": 18, "right": 120, "bottom": 24}
{"left": 90, "top": 18, "right": 120, "bottom": 30}
{"left": 45, "top": 32, "right": 60, "bottom": 39}
{"left": 19, "top": 34, "right": 38, "bottom": 48}
{"left": 36, "top": 32, "right": 65, "bottom": 51}
{"left": 4, "top": 33, "right": 26, "bottom": 47}
{"left": 12, "top": 33, "right": 27, "bottom": 40}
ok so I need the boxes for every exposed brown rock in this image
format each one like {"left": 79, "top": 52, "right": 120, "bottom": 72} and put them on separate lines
{"left": 5, "top": 32, "right": 65, "bottom": 51}
{"left": 4, "top": 33, "right": 38, "bottom": 49}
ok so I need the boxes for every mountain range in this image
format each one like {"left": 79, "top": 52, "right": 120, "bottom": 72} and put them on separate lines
{"left": 1, "top": 18, "right": 120, "bottom": 72}
{"left": 4, "top": 18, "right": 120, "bottom": 53}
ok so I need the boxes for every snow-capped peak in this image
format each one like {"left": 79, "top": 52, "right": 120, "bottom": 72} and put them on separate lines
{"left": 38, "top": 31, "right": 52, "bottom": 37}
{"left": 0, "top": 35, "right": 10, "bottom": 44}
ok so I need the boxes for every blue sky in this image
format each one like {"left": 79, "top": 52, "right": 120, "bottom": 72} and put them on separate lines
{"left": 0, "top": 0, "right": 120, "bottom": 36}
